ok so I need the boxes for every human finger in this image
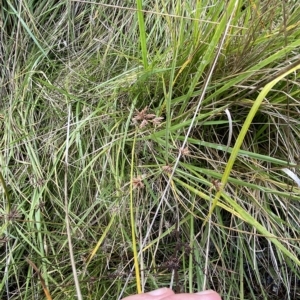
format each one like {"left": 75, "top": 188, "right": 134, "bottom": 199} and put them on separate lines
{"left": 121, "top": 288, "right": 175, "bottom": 300}
{"left": 161, "top": 290, "right": 221, "bottom": 300}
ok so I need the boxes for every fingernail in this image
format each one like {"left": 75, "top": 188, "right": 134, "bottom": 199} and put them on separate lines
{"left": 196, "top": 290, "right": 215, "bottom": 295}
{"left": 148, "top": 288, "right": 168, "bottom": 296}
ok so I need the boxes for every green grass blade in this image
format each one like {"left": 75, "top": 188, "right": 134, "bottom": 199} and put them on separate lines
{"left": 136, "top": 0, "right": 148, "bottom": 68}
{"left": 205, "top": 59, "right": 300, "bottom": 224}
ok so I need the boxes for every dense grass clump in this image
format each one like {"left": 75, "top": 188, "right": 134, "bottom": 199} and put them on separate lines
{"left": 1, "top": 1, "right": 300, "bottom": 299}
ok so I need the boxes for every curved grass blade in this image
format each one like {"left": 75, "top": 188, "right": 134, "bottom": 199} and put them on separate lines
{"left": 204, "top": 59, "right": 300, "bottom": 225}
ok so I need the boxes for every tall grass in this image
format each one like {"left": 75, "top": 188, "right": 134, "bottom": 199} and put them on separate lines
{"left": 1, "top": 0, "right": 300, "bottom": 299}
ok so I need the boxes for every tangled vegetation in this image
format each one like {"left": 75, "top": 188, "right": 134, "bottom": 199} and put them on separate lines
{"left": 1, "top": 1, "right": 300, "bottom": 299}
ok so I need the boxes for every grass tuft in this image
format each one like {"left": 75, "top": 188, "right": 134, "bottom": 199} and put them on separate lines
{"left": 1, "top": 1, "right": 300, "bottom": 299}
